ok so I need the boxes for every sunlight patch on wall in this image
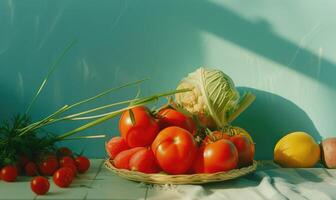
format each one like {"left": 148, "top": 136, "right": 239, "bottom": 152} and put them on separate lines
{"left": 200, "top": 30, "right": 335, "bottom": 138}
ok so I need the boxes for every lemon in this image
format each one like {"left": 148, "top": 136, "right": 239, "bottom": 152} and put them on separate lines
{"left": 274, "top": 132, "right": 320, "bottom": 168}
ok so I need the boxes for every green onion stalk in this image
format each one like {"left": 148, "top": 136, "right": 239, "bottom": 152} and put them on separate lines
{"left": 0, "top": 40, "right": 190, "bottom": 166}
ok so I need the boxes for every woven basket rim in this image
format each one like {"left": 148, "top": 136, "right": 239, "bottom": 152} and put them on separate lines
{"left": 104, "top": 159, "right": 257, "bottom": 184}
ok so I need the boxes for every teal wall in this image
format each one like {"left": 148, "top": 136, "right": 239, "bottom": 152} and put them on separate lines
{"left": 1, "top": 0, "right": 335, "bottom": 159}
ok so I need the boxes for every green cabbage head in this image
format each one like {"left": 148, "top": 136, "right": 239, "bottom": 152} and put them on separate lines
{"left": 175, "top": 67, "right": 255, "bottom": 129}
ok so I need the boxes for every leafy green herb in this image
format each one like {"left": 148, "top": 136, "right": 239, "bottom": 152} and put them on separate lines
{"left": 0, "top": 40, "right": 191, "bottom": 167}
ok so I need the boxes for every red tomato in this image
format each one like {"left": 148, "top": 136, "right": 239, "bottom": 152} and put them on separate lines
{"left": 203, "top": 139, "right": 238, "bottom": 173}
{"left": 157, "top": 108, "right": 197, "bottom": 135}
{"left": 57, "top": 147, "right": 73, "bottom": 157}
{"left": 59, "top": 156, "right": 76, "bottom": 167}
{"left": 44, "top": 154, "right": 58, "bottom": 160}
{"left": 129, "top": 148, "right": 160, "bottom": 173}
{"left": 230, "top": 134, "right": 255, "bottom": 167}
{"left": 63, "top": 163, "right": 78, "bottom": 175}
{"left": 65, "top": 164, "right": 78, "bottom": 175}
{"left": 75, "top": 156, "right": 90, "bottom": 174}
{"left": 151, "top": 126, "right": 197, "bottom": 174}
{"left": 59, "top": 157, "right": 77, "bottom": 175}
{"left": 191, "top": 146, "right": 205, "bottom": 173}
{"left": 105, "top": 137, "right": 130, "bottom": 159}
{"left": 24, "top": 162, "right": 38, "bottom": 176}
{"left": 19, "top": 154, "right": 30, "bottom": 167}
{"left": 203, "top": 131, "right": 230, "bottom": 145}
{"left": 113, "top": 147, "right": 145, "bottom": 169}
{"left": 119, "top": 106, "right": 160, "bottom": 147}
{"left": 38, "top": 157, "right": 59, "bottom": 176}
{"left": 0, "top": 165, "right": 18, "bottom": 182}
{"left": 53, "top": 167, "right": 74, "bottom": 188}
{"left": 31, "top": 176, "right": 50, "bottom": 195}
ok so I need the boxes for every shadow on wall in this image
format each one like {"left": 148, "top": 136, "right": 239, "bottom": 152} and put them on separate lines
{"left": 175, "top": 0, "right": 336, "bottom": 89}
{"left": 1, "top": 0, "right": 334, "bottom": 158}
{"left": 4, "top": 0, "right": 335, "bottom": 93}
{"left": 234, "top": 87, "right": 322, "bottom": 160}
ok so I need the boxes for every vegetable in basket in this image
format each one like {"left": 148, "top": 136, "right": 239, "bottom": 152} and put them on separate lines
{"left": 175, "top": 67, "right": 255, "bottom": 129}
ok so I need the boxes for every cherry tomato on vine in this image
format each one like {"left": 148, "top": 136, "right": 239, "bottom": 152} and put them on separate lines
{"left": 152, "top": 126, "right": 197, "bottom": 174}
{"left": 24, "top": 162, "right": 38, "bottom": 176}
{"left": 119, "top": 106, "right": 160, "bottom": 147}
{"left": 105, "top": 137, "right": 130, "bottom": 159}
{"left": 31, "top": 176, "right": 50, "bottom": 195}
{"left": 75, "top": 156, "right": 90, "bottom": 174}
{"left": 59, "top": 156, "right": 75, "bottom": 166}
{"left": 53, "top": 167, "right": 74, "bottom": 188}
{"left": 38, "top": 157, "right": 59, "bottom": 176}
{"left": 60, "top": 156, "right": 78, "bottom": 175}
{"left": 157, "top": 108, "right": 197, "bottom": 135}
{"left": 0, "top": 165, "right": 18, "bottom": 182}
{"left": 19, "top": 154, "right": 30, "bottom": 167}
{"left": 57, "top": 147, "right": 73, "bottom": 157}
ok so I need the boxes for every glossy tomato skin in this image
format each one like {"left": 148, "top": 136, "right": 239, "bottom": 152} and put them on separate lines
{"left": 53, "top": 167, "right": 74, "bottom": 188}
{"left": 129, "top": 148, "right": 160, "bottom": 173}
{"left": 24, "top": 162, "right": 38, "bottom": 176}
{"left": 38, "top": 157, "right": 59, "bottom": 176}
{"left": 151, "top": 126, "right": 197, "bottom": 175}
{"left": 75, "top": 156, "right": 90, "bottom": 174}
{"left": 203, "top": 139, "right": 238, "bottom": 173}
{"left": 0, "top": 165, "right": 18, "bottom": 182}
{"left": 191, "top": 146, "right": 205, "bottom": 173}
{"left": 119, "top": 106, "right": 160, "bottom": 147}
{"left": 31, "top": 176, "right": 50, "bottom": 195}
{"left": 59, "top": 156, "right": 76, "bottom": 167}
{"left": 157, "top": 108, "right": 197, "bottom": 135}
{"left": 59, "top": 156, "right": 78, "bottom": 175}
{"left": 113, "top": 147, "right": 145, "bottom": 170}
{"left": 105, "top": 137, "right": 130, "bottom": 159}
{"left": 230, "top": 135, "right": 255, "bottom": 167}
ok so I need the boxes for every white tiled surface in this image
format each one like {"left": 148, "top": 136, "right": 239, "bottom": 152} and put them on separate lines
{"left": 1, "top": 160, "right": 336, "bottom": 200}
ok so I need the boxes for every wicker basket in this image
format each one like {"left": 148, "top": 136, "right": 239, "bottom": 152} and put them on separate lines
{"left": 104, "top": 159, "right": 257, "bottom": 185}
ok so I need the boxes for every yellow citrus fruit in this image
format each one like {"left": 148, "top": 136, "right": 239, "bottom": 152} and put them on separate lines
{"left": 274, "top": 131, "right": 320, "bottom": 168}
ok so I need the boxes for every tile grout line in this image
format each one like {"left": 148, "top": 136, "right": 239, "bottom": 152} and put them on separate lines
{"left": 144, "top": 186, "right": 149, "bottom": 200}
{"left": 82, "top": 159, "right": 105, "bottom": 200}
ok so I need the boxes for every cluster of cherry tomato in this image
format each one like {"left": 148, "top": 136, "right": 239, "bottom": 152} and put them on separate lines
{"left": 0, "top": 147, "right": 90, "bottom": 195}
{"left": 106, "top": 106, "right": 255, "bottom": 175}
